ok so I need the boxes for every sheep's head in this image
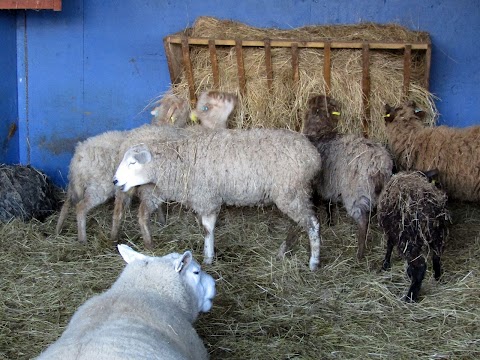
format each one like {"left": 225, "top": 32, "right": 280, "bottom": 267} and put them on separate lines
{"left": 303, "top": 94, "right": 341, "bottom": 138}
{"left": 189, "top": 90, "right": 238, "bottom": 129}
{"left": 384, "top": 100, "right": 426, "bottom": 124}
{"left": 151, "top": 95, "right": 190, "bottom": 128}
{"left": 118, "top": 244, "right": 216, "bottom": 313}
{"left": 113, "top": 144, "right": 153, "bottom": 192}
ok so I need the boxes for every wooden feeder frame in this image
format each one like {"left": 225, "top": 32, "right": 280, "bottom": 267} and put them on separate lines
{"left": 163, "top": 35, "right": 431, "bottom": 136}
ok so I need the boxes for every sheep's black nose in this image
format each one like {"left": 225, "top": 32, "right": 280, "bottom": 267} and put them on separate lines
{"left": 113, "top": 179, "right": 118, "bottom": 185}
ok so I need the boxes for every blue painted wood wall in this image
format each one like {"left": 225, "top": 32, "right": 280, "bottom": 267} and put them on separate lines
{"left": 0, "top": 0, "right": 479, "bottom": 186}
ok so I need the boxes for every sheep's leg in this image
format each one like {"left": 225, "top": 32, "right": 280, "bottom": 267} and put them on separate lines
{"left": 110, "top": 190, "right": 131, "bottom": 245}
{"left": 355, "top": 211, "right": 369, "bottom": 260}
{"left": 405, "top": 256, "right": 426, "bottom": 302}
{"left": 55, "top": 190, "right": 71, "bottom": 235}
{"left": 381, "top": 235, "right": 395, "bottom": 270}
{"left": 325, "top": 200, "right": 333, "bottom": 227}
{"left": 277, "top": 223, "right": 301, "bottom": 259}
{"left": 75, "top": 195, "right": 100, "bottom": 244}
{"left": 306, "top": 215, "right": 321, "bottom": 271}
{"left": 201, "top": 213, "right": 218, "bottom": 265}
{"left": 137, "top": 198, "right": 160, "bottom": 250}
{"left": 432, "top": 252, "right": 442, "bottom": 280}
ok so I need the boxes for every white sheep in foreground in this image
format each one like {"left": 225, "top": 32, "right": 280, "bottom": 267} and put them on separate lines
{"left": 55, "top": 94, "right": 188, "bottom": 244}
{"left": 301, "top": 95, "right": 393, "bottom": 259}
{"left": 111, "top": 91, "right": 237, "bottom": 247}
{"left": 384, "top": 100, "right": 480, "bottom": 202}
{"left": 36, "top": 244, "right": 216, "bottom": 360}
{"left": 113, "top": 128, "right": 323, "bottom": 270}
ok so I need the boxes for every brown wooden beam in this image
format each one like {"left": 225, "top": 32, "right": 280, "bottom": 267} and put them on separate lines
{"left": 291, "top": 43, "right": 299, "bottom": 85}
{"left": 361, "top": 43, "right": 370, "bottom": 138}
{"left": 403, "top": 44, "right": 412, "bottom": 98}
{"left": 181, "top": 37, "right": 196, "bottom": 105}
{"left": 208, "top": 39, "right": 219, "bottom": 89}
{"left": 236, "top": 40, "right": 246, "bottom": 96}
{"left": 264, "top": 39, "right": 273, "bottom": 92}
{"left": 323, "top": 41, "right": 332, "bottom": 95}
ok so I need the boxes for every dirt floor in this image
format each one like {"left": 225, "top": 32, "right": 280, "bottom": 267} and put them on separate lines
{"left": 1, "top": 197, "right": 479, "bottom": 359}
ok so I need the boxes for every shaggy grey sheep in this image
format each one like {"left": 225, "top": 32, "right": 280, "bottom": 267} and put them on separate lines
{"left": 111, "top": 91, "right": 237, "bottom": 248}
{"left": 150, "top": 91, "right": 190, "bottom": 127}
{"left": 384, "top": 100, "right": 480, "bottom": 202}
{"left": 36, "top": 245, "right": 216, "bottom": 359}
{"left": 377, "top": 170, "right": 449, "bottom": 302}
{"left": 0, "top": 164, "right": 60, "bottom": 222}
{"left": 113, "top": 128, "right": 323, "bottom": 270}
{"left": 302, "top": 95, "right": 393, "bottom": 259}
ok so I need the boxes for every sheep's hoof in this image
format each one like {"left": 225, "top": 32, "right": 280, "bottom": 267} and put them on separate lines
{"left": 309, "top": 258, "right": 319, "bottom": 271}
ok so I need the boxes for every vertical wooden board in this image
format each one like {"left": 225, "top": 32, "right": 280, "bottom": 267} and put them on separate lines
{"left": 264, "top": 39, "right": 273, "bottom": 91}
{"left": 403, "top": 44, "right": 412, "bottom": 98}
{"left": 323, "top": 41, "right": 331, "bottom": 95}
{"left": 209, "top": 39, "right": 219, "bottom": 89}
{"left": 182, "top": 37, "right": 196, "bottom": 105}
{"left": 164, "top": 38, "right": 179, "bottom": 85}
{"left": 424, "top": 43, "right": 432, "bottom": 90}
{"left": 291, "top": 43, "right": 299, "bottom": 85}
{"left": 236, "top": 40, "right": 246, "bottom": 96}
{"left": 361, "top": 43, "right": 370, "bottom": 138}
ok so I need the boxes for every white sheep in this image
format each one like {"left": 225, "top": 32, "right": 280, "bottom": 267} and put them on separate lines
{"left": 113, "top": 128, "right": 323, "bottom": 271}
{"left": 56, "top": 91, "right": 236, "bottom": 247}
{"left": 111, "top": 91, "right": 237, "bottom": 248}
{"left": 384, "top": 100, "right": 480, "bottom": 202}
{"left": 36, "top": 244, "right": 216, "bottom": 359}
{"left": 55, "top": 93, "right": 188, "bottom": 243}
{"left": 301, "top": 95, "right": 393, "bottom": 259}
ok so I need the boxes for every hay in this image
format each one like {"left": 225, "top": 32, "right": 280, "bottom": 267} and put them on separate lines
{"left": 168, "top": 17, "right": 437, "bottom": 140}
{"left": 1, "top": 196, "right": 479, "bottom": 359}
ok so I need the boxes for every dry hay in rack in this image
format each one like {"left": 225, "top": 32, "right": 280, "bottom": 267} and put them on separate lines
{"left": 1, "top": 193, "right": 479, "bottom": 359}
{"left": 168, "top": 16, "right": 438, "bottom": 140}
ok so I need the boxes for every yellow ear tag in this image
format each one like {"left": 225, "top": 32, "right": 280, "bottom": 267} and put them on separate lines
{"left": 431, "top": 179, "right": 436, "bottom": 186}
{"left": 189, "top": 112, "right": 198, "bottom": 123}
{"left": 332, "top": 111, "right": 341, "bottom": 116}
{"left": 383, "top": 114, "right": 391, "bottom": 118}
{"left": 170, "top": 115, "right": 176, "bottom": 124}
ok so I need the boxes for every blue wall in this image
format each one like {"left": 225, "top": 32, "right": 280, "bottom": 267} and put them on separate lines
{"left": 0, "top": 0, "right": 479, "bottom": 186}
{"left": 0, "top": 11, "right": 18, "bottom": 163}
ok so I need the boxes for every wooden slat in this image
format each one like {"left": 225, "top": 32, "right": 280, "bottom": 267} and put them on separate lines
{"left": 323, "top": 41, "right": 332, "bottom": 95}
{"left": 165, "top": 36, "right": 430, "bottom": 50}
{"left": 163, "top": 37, "right": 178, "bottom": 84}
{"left": 291, "top": 43, "right": 299, "bottom": 84}
{"left": 235, "top": 40, "right": 246, "bottom": 96}
{"left": 424, "top": 42, "right": 432, "bottom": 89}
{"left": 181, "top": 37, "right": 196, "bottom": 105}
{"left": 403, "top": 44, "right": 412, "bottom": 98}
{"left": 208, "top": 39, "right": 220, "bottom": 89}
{"left": 361, "top": 43, "right": 370, "bottom": 138}
{"left": 0, "top": 0, "right": 61, "bottom": 10}
{"left": 264, "top": 39, "right": 273, "bottom": 91}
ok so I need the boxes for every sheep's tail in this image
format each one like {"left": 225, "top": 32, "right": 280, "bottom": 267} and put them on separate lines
{"left": 55, "top": 184, "right": 72, "bottom": 235}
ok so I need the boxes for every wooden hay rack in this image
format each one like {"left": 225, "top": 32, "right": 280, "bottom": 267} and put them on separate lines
{"left": 163, "top": 35, "right": 431, "bottom": 137}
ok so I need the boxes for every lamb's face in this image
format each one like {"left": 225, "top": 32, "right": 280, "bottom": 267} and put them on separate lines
{"left": 151, "top": 95, "right": 189, "bottom": 128}
{"left": 303, "top": 94, "right": 341, "bottom": 136}
{"left": 189, "top": 90, "right": 237, "bottom": 129}
{"left": 113, "top": 144, "right": 152, "bottom": 192}
{"left": 384, "top": 101, "right": 426, "bottom": 125}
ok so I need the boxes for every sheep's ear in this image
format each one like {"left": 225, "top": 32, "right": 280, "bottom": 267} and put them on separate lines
{"left": 118, "top": 244, "right": 148, "bottom": 264}
{"left": 134, "top": 149, "right": 152, "bottom": 165}
{"left": 414, "top": 109, "right": 426, "bottom": 119}
{"left": 384, "top": 104, "right": 394, "bottom": 123}
{"left": 174, "top": 251, "right": 193, "bottom": 273}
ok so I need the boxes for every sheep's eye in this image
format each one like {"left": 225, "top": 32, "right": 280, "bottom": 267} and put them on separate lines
{"left": 202, "top": 105, "right": 209, "bottom": 112}
{"left": 128, "top": 161, "right": 137, "bottom": 166}
{"left": 193, "top": 270, "right": 200, "bottom": 275}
